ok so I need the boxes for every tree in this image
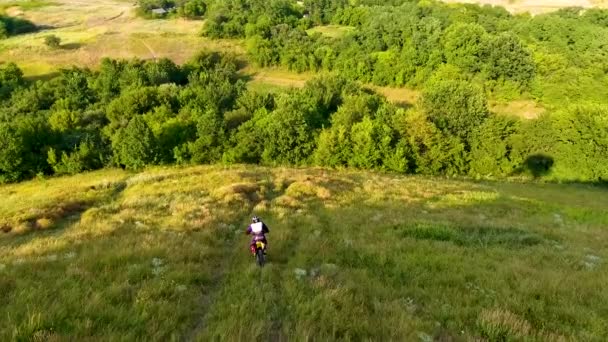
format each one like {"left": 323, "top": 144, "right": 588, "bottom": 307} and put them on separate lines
{"left": 403, "top": 111, "right": 468, "bottom": 176}
{"left": 44, "top": 35, "right": 61, "bottom": 49}
{"left": 0, "top": 123, "right": 24, "bottom": 182}
{"left": 484, "top": 33, "right": 536, "bottom": 86}
{"left": 549, "top": 105, "right": 608, "bottom": 181}
{"left": 106, "top": 87, "right": 160, "bottom": 130}
{"left": 47, "top": 138, "right": 104, "bottom": 175}
{"left": 469, "top": 115, "right": 519, "bottom": 177}
{"left": 443, "top": 23, "right": 489, "bottom": 73}
{"left": 261, "top": 95, "right": 318, "bottom": 165}
{"left": 421, "top": 80, "right": 489, "bottom": 142}
{"left": 0, "top": 21, "right": 8, "bottom": 39}
{"left": 188, "top": 108, "right": 225, "bottom": 164}
{"left": 179, "top": 0, "right": 206, "bottom": 18}
{"left": 314, "top": 125, "right": 351, "bottom": 167}
{"left": 0, "top": 62, "right": 24, "bottom": 100}
{"left": 348, "top": 117, "right": 383, "bottom": 169}
{"left": 112, "top": 116, "right": 157, "bottom": 169}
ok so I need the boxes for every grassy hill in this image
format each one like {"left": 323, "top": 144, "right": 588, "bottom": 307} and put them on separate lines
{"left": 1, "top": 165, "right": 607, "bottom": 340}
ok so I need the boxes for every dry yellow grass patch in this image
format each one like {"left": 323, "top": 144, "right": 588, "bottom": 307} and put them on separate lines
{"left": 441, "top": 0, "right": 602, "bottom": 14}
{"left": 34, "top": 217, "right": 54, "bottom": 230}
{"left": 211, "top": 182, "right": 266, "bottom": 209}
{"left": 0, "top": 0, "right": 244, "bottom": 77}
{"left": 285, "top": 181, "right": 332, "bottom": 200}
{"left": 490, "top": 99, "right": 545, "bottom": 120}
{"left": 369, "top": 85, "right": 420, "bottom": 106}
{"left": 478, "top": 309, "right": 566, "bottom": 341}
{"left": 307, "top": 25, "right": 355, "bottom": 39}
{"left": 246, "top": 67, "right": 312, "bottom": 89}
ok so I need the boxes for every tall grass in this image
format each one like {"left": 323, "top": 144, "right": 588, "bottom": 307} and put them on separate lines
{"left": 1, "top": 165, "right": 607, "bottom": 340}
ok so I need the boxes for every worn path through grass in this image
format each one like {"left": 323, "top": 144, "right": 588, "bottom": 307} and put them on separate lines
{"left": 1, "top": 166, "right": 607, "bottom": 340}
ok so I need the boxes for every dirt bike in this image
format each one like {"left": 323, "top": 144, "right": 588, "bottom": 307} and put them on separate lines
{"left": 250, "top": 240, "right": 266, "bottom": 267}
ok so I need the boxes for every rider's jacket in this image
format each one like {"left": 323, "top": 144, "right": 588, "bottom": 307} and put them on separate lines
{"left": 246, "top": 222, "right": 269, "bottom": 241}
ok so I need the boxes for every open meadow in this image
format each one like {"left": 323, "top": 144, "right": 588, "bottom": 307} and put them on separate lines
{"left": 1, "top": 165, "right": 607, "bottom": 340}
{"left": 0, "top": 0, "right": 244, "bottom": 77}
{"left": 2, "top": 0, "right": 608, "bottom": 338}
{"left": 441, "top": 0, "right": 608, "bottom": 14}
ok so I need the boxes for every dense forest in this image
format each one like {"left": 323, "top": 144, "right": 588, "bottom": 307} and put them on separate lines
{"left": 1, "top": 52, "right": 607, "bottom": 184}
{"left": 141, "top": 0, "right": 608, "bottom": 104}
{"left": 1, "top": 0, "right": 607, "bottom": 183}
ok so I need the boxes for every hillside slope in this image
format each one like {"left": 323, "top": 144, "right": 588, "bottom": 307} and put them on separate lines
{"left": 1, "top": 166, "right": 607, "bottom": 340}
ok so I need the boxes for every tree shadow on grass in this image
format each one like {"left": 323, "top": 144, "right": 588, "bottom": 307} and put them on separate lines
{"left": 24, "top": 72, "right": 60, "bottom": 83}
{"left": 523, "top": 154, "right": 554, "bottom": 179}
{"left": 60, "top": 42, "right": 83, "bottom": 50}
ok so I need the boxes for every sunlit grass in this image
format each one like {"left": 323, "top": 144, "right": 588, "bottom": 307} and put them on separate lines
{"left": 0, "top": 0, "right": 58, "bottom": 11}
{"left": 0, "top": 0, "right": 243, "bottom": 78}
{"left": 1, "top": 165, "right": 607, "bottom": 340}
{"left": 307, "top": 25, "right": 355, "bottom": 39}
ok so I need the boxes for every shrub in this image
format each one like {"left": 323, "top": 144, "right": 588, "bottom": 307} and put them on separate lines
{"left": 44, "top": 35, "right": 61, "bottom": 48}
{"left": 0, "top": 123, "right": 24, "bottom": 183}
{"left": 421, "top": 80, "right": 489, "bottom": 142}
{"left": 111, "top": 116, "right": 157, "bottom": 170}
{"left": 0, "top": 62, "right": 24, "bottom": 100}
{"left": 469, "top": 116, "right": 520, "bottom": 177}
{"left": 0, "top": 21, "right": 7, "bottom": 39}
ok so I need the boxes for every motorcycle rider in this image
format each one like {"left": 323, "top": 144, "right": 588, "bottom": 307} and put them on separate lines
{"left": 246, "top": 215, "right": 269, "bottom": 255}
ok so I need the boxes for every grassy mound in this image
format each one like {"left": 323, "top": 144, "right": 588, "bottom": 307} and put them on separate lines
{"left": 0, "top": 165, "right": 606, "bottom": 340}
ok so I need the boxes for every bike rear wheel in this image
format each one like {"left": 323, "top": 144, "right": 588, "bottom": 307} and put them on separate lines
{"left": 255, "top": 249, "right": 265, "bottom": 267}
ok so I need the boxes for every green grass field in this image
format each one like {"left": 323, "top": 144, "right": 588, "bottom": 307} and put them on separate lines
{"left": 1, "top": 165, "right": 606, "bottom": 340}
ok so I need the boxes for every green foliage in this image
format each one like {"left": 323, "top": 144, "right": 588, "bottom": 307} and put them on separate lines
{"left": 304, "top": 0, "right": 349, "bottom": 24}
{"left": 1, "top": 45, "right": 607, "bottom": 183}
{"left": 0, "top": 62, "right": 24, "bottom": 100}
{"left": 137, "top": 0, "right": 175, "bottom": 18}
{"left": 484, "top": 33, "right": 535, "bottom": 86}
{"left": 444, "top": 23, "right": 489, "bottom": 73}
{"left": 47, "top": 139, "right": 104, "bottom": 175}
{"left": 261, "top": 95, "right": 318, "bottom": 165}
{"left": 188, "top": 108, "right": 225, "bottom": 164}
{"left": 548, "top": 105, "right": 608, "bottom": 182}
{"left": 0, "top": 21, "right": 7, "bottom": 39}
{"left": 469, "top": 116, "right": 519, "bottom": 177}
{"left": 421, "top": 80, "right": 489, "bottom": 141}
{"left": 178, "top": 0, "right": 206, "bottom": 18}
{"left": 0, "top": 123, "right": 24, "bottom": 182}
{"left": 402, "top": 111, "right": 468, "bottom": 176}
{"left": 44, "top": 34, "right": 61, "bottom": 48}
{"left": 112, "top": 116, "right": 157, "bottom": 170}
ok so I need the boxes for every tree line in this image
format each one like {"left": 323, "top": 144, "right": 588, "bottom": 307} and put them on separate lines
{"left": 197, "top": 0, "right": 608, "bottom": 107}
{"left": 1, "top": 53, "right": 606, "bottom": 184}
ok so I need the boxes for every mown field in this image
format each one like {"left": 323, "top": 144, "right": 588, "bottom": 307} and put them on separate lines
{"left": 442, "top": 0, "right": 608, "bottom": 14}
{"left": 1, "top": 165, "right": 607, "bottom": 340}
{"left": 0, "top": 0, "right": 244, "bottom": 77}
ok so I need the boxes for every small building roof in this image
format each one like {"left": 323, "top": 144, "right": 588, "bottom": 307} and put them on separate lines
{"left": 151, "top": 8, "right": 168, "bottom": 14}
